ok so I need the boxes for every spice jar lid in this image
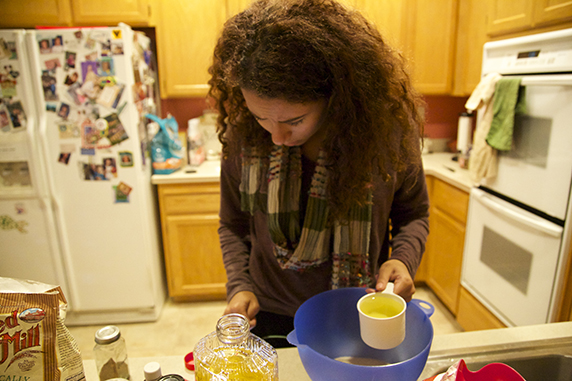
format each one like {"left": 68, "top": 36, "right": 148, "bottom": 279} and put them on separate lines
{"left": 95, "top": 325, "right": 121, "bottom": 344}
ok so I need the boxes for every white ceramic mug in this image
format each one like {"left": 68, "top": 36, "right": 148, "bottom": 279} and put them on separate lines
{"left": 357, "top": 283, "right": 407, "bottom": 350}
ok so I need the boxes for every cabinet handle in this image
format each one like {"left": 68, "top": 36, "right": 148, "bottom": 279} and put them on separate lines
{"left": 474, "top": 190, "right": 562, "bottom": 238}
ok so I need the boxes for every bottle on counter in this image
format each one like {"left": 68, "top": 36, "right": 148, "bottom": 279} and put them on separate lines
{"left": 143, "top": 362, "right": 162, "bottom": 381}
{"left": 187, "top": 118, "right": 206, "bottom": 167}
{"left": 194, "top": 313, "right": 279, "bottom": 380}
{"left": 94, "top": 325, "right": 131, "bottom": 381}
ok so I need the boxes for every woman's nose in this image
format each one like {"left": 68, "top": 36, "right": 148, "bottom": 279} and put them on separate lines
{"left": 270, "top": 124, "right": 292, "bottom": 145}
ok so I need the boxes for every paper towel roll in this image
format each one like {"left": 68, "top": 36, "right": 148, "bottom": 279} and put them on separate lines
{"left": 457, "top": 112, "right": 473, "bottom": 154}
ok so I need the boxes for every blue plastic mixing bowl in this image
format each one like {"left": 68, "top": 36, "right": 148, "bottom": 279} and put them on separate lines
{"left": 287, "top": 287, "right": 435, "bottom": 381}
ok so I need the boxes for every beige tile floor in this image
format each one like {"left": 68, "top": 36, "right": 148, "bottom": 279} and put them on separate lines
{"left": 68, "top": 286, "right": 462, "bottom": 361}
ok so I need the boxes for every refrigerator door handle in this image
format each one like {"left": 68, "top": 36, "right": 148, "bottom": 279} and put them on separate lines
{"left": 475, "top": 191, "right": 563, "bottom": 238}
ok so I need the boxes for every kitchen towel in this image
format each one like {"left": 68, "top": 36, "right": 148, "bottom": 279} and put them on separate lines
{"left": 486, "top": 77, "right": 526, "bottom": 151}
{"left": 465, "top": 72, "right": 502, "bottom": 184}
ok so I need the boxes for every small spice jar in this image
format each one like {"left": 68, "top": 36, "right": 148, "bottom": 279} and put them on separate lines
{"left": 94, "top": 325, "right": 130, "bottom": 381}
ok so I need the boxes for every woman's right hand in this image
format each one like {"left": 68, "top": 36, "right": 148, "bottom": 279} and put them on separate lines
{"left": 224, "top": 291, "right": 260, "bottom": 328}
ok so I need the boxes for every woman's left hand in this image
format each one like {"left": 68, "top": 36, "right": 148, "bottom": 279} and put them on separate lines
{"left": 366, "top": 259, "right": 416, "bottom": 302}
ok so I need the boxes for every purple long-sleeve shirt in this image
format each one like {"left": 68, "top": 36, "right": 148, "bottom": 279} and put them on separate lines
{"left": 218, "top": 151, "right": 429, "bottom": 317}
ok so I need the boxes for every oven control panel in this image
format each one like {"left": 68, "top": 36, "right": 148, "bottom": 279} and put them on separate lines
{"left": 482, "top": 28, "right": 572, "bottom": 75}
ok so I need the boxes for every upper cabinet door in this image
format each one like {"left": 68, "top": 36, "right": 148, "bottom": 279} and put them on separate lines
{"left": 70, "top": 0, "right": 151, "bottom": 26}
{"left": 487, "top": 0, "right": 534, "bottom": 35}
{"left": 226, "top": 0, "right": 255, "bottom": 17}
{"left": 156, "top": 0, "right": 227, "bottom": 98}
{"left": 533, "top": 0, "right": 572, "bottom": 27}
{"left": 407, "top": 0, "right": 458, "bottom": 94}
{"left": 355, "top": 0, "right": 408, "bottom": 50}
{"left": 0, "top": 0, "right": 72, "bottom": 28}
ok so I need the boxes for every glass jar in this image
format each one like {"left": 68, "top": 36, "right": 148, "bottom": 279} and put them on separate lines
{"left": 94, "top": 325, "right": 130, "bottom": 381}
{"left": 194, "top": 313, "right": 279, "bottom": 380}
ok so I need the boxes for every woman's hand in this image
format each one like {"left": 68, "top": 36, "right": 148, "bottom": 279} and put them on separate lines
{"left": 224, "top": 291, "right": 260, "bottom": 328}
{"left": 366, "top": 259, "right": 416, "bottom": 302}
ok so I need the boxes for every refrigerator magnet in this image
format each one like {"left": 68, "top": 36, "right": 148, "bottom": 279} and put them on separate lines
{"left": 59, "top": 123, "right": 80, "bottom": 139}
{"left": 0, "top": 214, "right": 28, "bottom": 233}
{"left": 117, "top": 181, "right": 132, "bottom": 196}
{"left": 41, "top": 71, "right": 58, "bottom": 101}
{"left": 57, "top": 103, "right": 70, "bottom": 120}
{"left": 51, "top": 35, "right": 64, "bottom": 53}
{"left": 103, "top": 158, "right": 118, "bottom": 178}
{"left": 64, "top": 51, "right": 77, "bottom": 70}
{"left": 64, "top": 71, "right": 79, "bottom": 86}
{"left": 58, "top": 152, "right": 71, "bottom": 165}
{"left": 98, "top": 58, "right": 114, "bottom": 77}
{"left": 38, "top": 38, "right": 52, "bottom": 54}
{"left": 7, "top": 101, "right": 27, "bottom": 131}
{"left": 119, "top": 151, "right": 133, "bottom": 167}
{"left": 0, "top": 38, "right": 11, "bottom": 59}
{"left": 113, "top": 183, "right": 131, "bottom": 203}
{"left": 101, "top": 40, "right": 112, "bottom": 57}
{"left": 111, "top": 41, "right": 124, "bottom": 55}
{"left": 0, "top": 106, "right": 13, "bottom": 133}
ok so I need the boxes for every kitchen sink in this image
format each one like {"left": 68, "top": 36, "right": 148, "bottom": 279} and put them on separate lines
{"left": 418, "top": 335, "right": 572, "bottom": 380}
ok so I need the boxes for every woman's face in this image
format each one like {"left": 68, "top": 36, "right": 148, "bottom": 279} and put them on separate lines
{"left": 241, "top": 88, "right": 327, "bottom": 147}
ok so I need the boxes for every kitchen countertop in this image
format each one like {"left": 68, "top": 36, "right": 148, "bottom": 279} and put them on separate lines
{"left": 150, "top": 152, "right": 475, "bottom": 193}
{"left": 82, "top": 321, "right": 572, "bottom": 380}
{"left": 151, "top": 160, "right": 221, "bottom": 185}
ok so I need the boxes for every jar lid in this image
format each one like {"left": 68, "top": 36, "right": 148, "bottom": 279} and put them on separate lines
{"left": 95, "top": 325, "right": 121, "bottom": 344}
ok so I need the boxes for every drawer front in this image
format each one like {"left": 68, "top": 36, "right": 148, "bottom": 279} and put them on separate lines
{"left": 159, "top": 183, "right": 220, "bottom": 215}
{"left": 163, "top": 193, "right": 220, "bottom": 215}
{"left": 432, "top": 178, "right": 469, "bottom": 223}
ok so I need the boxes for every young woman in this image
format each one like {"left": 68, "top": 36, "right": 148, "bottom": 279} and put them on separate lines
{"left": 208, "top": 0, "right": 429, "bottom": 347}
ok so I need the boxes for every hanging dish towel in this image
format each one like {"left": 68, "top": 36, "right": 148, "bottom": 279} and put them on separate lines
{"left": 486, "top": 77, "right": 526, "bottom": 151}
{"left": 465, "top": 72, "right": 502, "bottom": 184}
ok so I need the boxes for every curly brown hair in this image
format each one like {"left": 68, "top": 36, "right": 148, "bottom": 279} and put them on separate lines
{"left": 208, "top": 0, "right": 424, "bottom": 221}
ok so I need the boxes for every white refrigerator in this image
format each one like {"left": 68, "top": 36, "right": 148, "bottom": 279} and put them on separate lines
{"left": 0, "top": 25, "right": 166, "bottom": 325}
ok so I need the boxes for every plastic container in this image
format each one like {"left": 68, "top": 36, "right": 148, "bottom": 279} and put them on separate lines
{"left": 187, "top": 118, "right": 206, "bottom": 167}
{"left": 287, "top": 287, "right": 435, "bottom": 381}
{"left": 94, "top": 325, "right": 130, "bottom": 381}
{"left": 193, "top": 313, "right": 278, "bottom": 380}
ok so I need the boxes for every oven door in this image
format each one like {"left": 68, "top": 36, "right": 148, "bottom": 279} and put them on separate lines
{"left": 461, "top": 187, "right": 563, "bottom": 326}
{"left": 480, "top": 74, "right": 572, "bottom": 221}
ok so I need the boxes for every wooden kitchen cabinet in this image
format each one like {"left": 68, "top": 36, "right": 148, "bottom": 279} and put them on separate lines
{"left": 0, "top": 0, "right": 73, "bottom": 28}
{"left": 487, "top": 0, "right": 572, "bottom": 36}
{"left": 456, "top": 287, "right": 506, "bottom": 331}
{"left": 424, "top": 176, "right": 469, "bottom": 315}
{"left": 452, "top": 0, "right": 489, "bottom": 96}
{"left": 157, "top": 182, "right": 227, "bottom": 301}
{"left": 356, "top": 0, "right": 458, "bottom": 94}
{"left": 155, "top": 0, "right": 227, "bottom": 98}
{"left": 0, "top": 0, "right": 153, "bottom": 28}
{"left": 70, "top": 0, "right": 153, "bottom": 26}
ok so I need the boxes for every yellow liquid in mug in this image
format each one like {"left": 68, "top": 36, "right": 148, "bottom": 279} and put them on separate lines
{"left": 360, "top": 295, "right": 403, "bottom": 318}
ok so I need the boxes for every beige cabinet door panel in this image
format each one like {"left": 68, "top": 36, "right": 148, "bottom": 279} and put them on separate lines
{"left": 426, "top": 207, "right": 465, "bottom": 314}
{"left": 0, "top": 0, "right": 72, "bottom": 28}
{"left": 156, "top": 0, "right": 226, "bottom": 97}
{"left": 533, "top": 0, "right": 572, "bottom": 27}
{"left": 487, "top": 0, "right": 534, "bottom": 35}
{"left": 71, "top": 0, "right": 151, "bottom": 26}
{"left": 165, "top": 214, "right": 227, "bottom": 300}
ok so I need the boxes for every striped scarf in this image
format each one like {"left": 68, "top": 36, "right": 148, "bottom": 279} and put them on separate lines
{"left": 240, "top": 145, "right": 372, "bottom": 289}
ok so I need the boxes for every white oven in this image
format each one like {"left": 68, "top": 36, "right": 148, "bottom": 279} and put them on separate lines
{"left": 461, "top": 28, "right": 572, "bottom": 326}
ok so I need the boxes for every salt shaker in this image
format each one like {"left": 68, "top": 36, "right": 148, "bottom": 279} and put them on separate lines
{"left": 94, "top": 325, "right": 130, "bottom": 381}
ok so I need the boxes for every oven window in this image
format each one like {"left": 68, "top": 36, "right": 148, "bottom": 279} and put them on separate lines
{"left": 502, "top": 114, "right": 551, "bottom": 168}
{"left": 480, "top": 227, "right": 533, "bottom": 295}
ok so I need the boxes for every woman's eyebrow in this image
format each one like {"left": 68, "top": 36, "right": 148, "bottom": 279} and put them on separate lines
{"left": 250, "top": 111, "right": 308, "bottom": 123}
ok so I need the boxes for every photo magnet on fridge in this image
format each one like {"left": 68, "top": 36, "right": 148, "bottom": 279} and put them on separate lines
{"left": 6, "top": 101, "right": 27, "bottom": 130}
{"left": 119, "top": 151, "right": 133, "bottom": 167}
